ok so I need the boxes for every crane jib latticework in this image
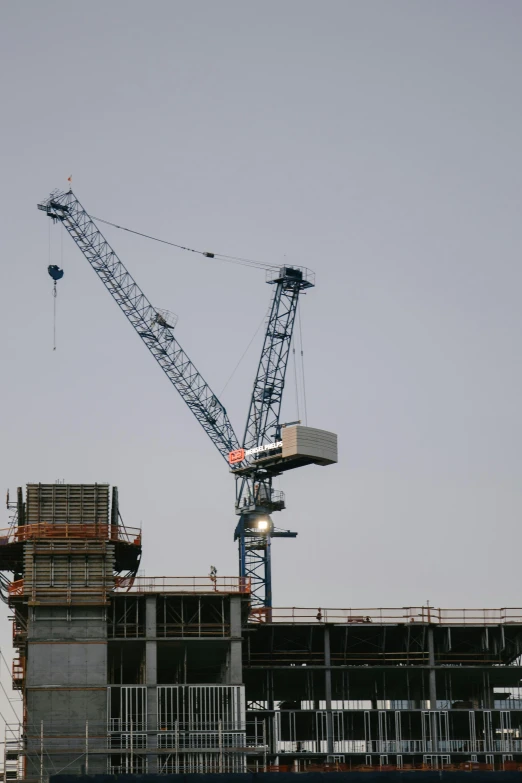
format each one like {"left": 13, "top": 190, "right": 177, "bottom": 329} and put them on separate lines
{"left": 39, "top": 191, "right": 240, "bottom": 461}
{"left": 242, "top": 271, "right": 308, "bottom": 451}
{"left": 39, "top": 189, "right": 315, "bottom": 610}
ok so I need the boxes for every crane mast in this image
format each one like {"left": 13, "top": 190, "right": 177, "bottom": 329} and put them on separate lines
{"left": 38, "top": 189, "right": 318, "bottom": 609}
{"left": 234, "top": 267, "right": 313, "bottom": 608}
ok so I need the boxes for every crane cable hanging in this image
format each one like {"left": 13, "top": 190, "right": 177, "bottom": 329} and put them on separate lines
{"left": 47, "top": 224, "right": 64, "bottom": 350}
{"left": 53, "top": 280, "right": 57, "bottom": 350}
{"left": 298, "top": 300, "right": 308, "bottom": 426}
{"left": 292, "top": 334, "right": 300, "bottom": 422}
{"left": 89, "top": 214, "right": 279, "bottom": 272}
{"left": 48, "top": 220, "right": 54, "bottom": 350}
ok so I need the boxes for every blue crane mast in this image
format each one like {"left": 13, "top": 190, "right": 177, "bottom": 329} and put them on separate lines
{"left": 38, "top": 189, "right": 315, "bottom": 609}
{"left": 233, "top": 266, "right": 313, "bottom": 608}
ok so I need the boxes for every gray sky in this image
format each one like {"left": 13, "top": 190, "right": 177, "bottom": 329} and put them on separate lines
{"left": 1, "top": 0, "right": 522, "bottom": 650}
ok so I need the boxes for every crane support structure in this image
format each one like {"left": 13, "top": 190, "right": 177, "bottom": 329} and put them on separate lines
{"left": 38, "top": 192, "right": 240, "bottom": 460}
{"left": 38, "top": 189, "right": 325, "bottom": 610}
{"left": 234, "top": 267, "right": 313, "bottom": 609}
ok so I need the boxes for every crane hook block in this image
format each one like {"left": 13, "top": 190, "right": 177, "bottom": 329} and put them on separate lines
{"left": 48, "top": 265, "right": 64, "bottom": 282}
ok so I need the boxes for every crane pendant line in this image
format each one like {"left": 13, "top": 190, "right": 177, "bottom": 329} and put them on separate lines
{"left": 38, "top": 191, "right": 240, "bottom": 460}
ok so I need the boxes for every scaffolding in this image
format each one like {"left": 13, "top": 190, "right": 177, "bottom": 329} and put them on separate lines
{"left": 4, "top": 714, "right": 268, "bottom": 778}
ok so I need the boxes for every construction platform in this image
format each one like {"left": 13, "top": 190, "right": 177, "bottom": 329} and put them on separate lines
{"left": 3, "top": 485, "right": 522, "bottom": 778}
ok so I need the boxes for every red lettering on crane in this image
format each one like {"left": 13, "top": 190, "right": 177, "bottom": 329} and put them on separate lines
{"left": 228, "top": 449, "right": 245, "bottom": 465}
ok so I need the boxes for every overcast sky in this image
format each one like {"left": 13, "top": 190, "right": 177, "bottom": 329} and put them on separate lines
{"left": 1, "top": 1, "right": 522, "bottom": 688}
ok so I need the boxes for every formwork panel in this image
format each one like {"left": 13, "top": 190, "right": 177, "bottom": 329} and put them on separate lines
{"left": 23, "top": 541, "right": 115, "bottom": 604}
{"left": 29, "top": 606, "right": 107, "bottom": 640}
{"left": 26, "top": 484, "right": 109, "bottom": 524}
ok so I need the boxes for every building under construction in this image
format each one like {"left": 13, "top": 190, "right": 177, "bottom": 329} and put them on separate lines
{"left": 2, "top": 483, "right": 522, "bottom": 779}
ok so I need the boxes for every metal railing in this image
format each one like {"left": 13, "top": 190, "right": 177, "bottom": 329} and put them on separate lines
{"left": 8, "top": 580, "right": 23, "bottom": 598}
{"left": 0, "top": 522, "right": 141, "bottom": 546}
{"left": 277, "top": 739, "right": 522, "bottom": 755}
{"left": 250, "top": 607, "right": 522, "bottom": 625}
{"left": 114, "top": 576, "right": 251, "bottom": 595}
{"left": 265, "top": 266, "right": 315, "bottom": 287}
{"left": 7, "top": 575, "right": 250, "bottom": 602}
{"left": 12, "top": 655, "right": 24, "bottom": 690}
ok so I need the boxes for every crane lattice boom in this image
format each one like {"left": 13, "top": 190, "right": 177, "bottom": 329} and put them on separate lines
{"left": 38, "top": 191, "right": 239, "bottom": 460}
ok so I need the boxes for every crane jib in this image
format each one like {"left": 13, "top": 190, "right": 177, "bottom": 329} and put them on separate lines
{"left": 38, "top": 190, "right": 240, "bottom": 461}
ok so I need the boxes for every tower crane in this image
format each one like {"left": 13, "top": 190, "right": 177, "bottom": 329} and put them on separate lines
{"left": 38, "top": 190, "right": 337, "bottom": 610}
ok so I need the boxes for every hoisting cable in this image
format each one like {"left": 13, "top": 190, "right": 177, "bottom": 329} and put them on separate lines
{"left": 298, "top": 301, "right": 308, "bottom": 426}
{"left": 48, "top": 259, "right": 64, "bottom": 350}
{"left": 49, "top": 220, "right": 57, "bottom": 351}
{"left": 53, "top": 282, "right": 57, "bottom": 351}
{"left": 89, "top": 214, "right": 279, "bottom": 272}
{"left": 292, "top": 335, "right": 301, "bottom": 421}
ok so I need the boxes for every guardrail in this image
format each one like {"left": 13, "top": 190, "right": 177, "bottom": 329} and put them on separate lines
{"left": 0, "top": 522, "right": 141, "bottom": 546}
{"left": 114, "top": 576, "right": 251, "bottom": 595}
{"left": 249, "top": 607, "right": 522, "bottom": 625}
{"left": 7, "top": 575, "right": 251, "bottom": 600}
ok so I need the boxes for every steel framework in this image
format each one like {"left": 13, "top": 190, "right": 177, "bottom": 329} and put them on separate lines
{"left": 38, "top": 190, "right": 313, "bottom": 608}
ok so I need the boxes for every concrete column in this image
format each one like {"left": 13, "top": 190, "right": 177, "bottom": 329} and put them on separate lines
{"left": 227, "top": 595, "right": 243, "bottom": 685}
{"left": 427, "top": 626, "right": 436, "bottom": 707}
{"left": 324, "top": 625, "right": 334, "bottom": 756}
{"left": 145, "top": 597, "right": 158, "bottom": 773}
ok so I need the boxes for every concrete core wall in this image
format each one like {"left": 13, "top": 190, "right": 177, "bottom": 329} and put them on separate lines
{"left": 25, "top": 605, "right": 108, "bottom": 777}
